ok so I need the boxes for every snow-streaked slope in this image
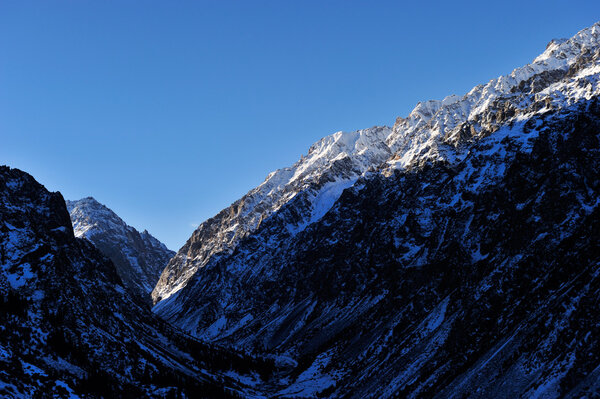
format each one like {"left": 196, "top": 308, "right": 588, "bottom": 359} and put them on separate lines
{"left": 158, "top": 99, "right": 600, "bottom": 397}
{"left": 384, "top": 21, "right": 600, "bottom": 170}
{"left": 153, "top": 22, "right": 600, "bottom": 398}
{"left": 67, "top": 197, "right": 173, "bottom": 302}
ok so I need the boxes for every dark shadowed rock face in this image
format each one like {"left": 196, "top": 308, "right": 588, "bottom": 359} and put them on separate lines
{"left": 66, "top": 197, "right": 174, "bottom": 304}
{"left": 0, "top": 167, "right": 277, "bottom": 398}
{"left": 154, "top": 22, "right": 600, "bottom": 398}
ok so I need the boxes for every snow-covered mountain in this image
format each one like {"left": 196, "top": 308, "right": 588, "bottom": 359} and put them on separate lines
{"left": 153, "top": 22, "right": 600, "bottom": 397}
{"left": 3, "top": 20, "right": 600, "bottom": 399}
{"left": 67, "top": 197, "right": 173, "bottom": 303}
{"left": 153, "top": 22, "right": 600, "bottom": 305}
{"left": 0, "top": 166, "right": 276, "bottom": 397}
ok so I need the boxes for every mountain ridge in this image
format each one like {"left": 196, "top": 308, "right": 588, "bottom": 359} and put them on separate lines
{"left": 153, "top": 21, "right": 600, "bottom": 304}
{"left": 3, "top": 20, "right": 600, "bottom": 399}
{"left": 151, "top": 21, "right": 600, "bottom": 397}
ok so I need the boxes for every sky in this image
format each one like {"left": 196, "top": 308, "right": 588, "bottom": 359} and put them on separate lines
{"left": 1, "top": 1, "right": 599, "bottom": 250}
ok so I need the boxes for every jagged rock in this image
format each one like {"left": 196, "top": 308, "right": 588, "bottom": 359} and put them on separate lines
{"left": 152, "top": 125, "right": 393, "bottom": 303}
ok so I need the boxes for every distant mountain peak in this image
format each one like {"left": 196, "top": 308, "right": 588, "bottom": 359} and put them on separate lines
{"left": 67, "top": 197, "right": 173, "bottom": 303}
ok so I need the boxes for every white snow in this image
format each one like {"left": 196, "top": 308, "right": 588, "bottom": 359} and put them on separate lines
{"left": 0, "top": 345, "right": 12, "bottom": 362}
{"left": 4, "top": 263, "right": 35, "bottom": 289}
{"left": 53, "top": 380, "right": 80, "bottom": 399}
{"left": 156, "top": 20, "right": 600, "bottom": 306}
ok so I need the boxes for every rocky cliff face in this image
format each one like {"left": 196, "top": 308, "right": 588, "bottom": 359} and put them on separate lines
{"left": 66, "top": 197, "right": 173, "bottom": 303}
{"left": 0, "top": 167, "right": 276, "bottom": 398}
{"left": 153, "top": 23, "right": 600, "bottom": 397}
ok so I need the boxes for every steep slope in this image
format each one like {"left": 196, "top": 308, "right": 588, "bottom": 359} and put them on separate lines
{"left": 0, "top": 166, "right": 275, "bottom": 398}
{"left": 67, "top": 197, "right": 173, "bottom": 303}
{"left": 154, "top": 22, "right": 600, "bottom": 397}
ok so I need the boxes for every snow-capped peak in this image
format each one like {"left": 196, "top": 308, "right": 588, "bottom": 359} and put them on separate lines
{"left": 532, "top": 38, "right": 568, "bottom": 63}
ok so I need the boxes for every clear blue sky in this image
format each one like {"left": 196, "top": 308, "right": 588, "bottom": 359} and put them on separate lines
{"left": 1, "top": 1, "right": 598, "bottom": 250}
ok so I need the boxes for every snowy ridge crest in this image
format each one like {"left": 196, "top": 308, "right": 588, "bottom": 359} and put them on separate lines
{"left": 386, "top": 21, "right": 600, "bottom": 170}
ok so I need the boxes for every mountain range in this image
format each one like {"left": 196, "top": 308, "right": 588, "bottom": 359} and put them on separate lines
{"left": 2, "top": 21, "right": 600, "bottom": 398}
{"left": 152, "top": 21, "right": 600, "bottom": 397}
{"left": 0, "top": 166, "right": 279, "bottom": 397}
